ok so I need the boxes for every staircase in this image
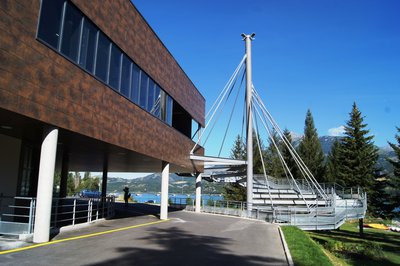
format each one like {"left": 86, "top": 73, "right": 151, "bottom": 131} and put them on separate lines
{"left": 252, "top": 176, "right": 367, "bottom": 230}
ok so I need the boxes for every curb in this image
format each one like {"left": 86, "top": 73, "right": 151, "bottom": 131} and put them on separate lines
{"left": 278, "top": 226, "right": 294, "bottom": 266}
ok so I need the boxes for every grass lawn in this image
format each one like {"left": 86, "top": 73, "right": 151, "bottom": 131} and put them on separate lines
{"left": 281, "top": 226, "right": 333, "bottom": 266}
{"left": 307, "top": 220, "right": 400, "bottom": 266}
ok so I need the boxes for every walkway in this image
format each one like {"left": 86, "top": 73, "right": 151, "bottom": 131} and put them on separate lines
{"left": 1, "top": 204, "right": 289, "bottom": 265}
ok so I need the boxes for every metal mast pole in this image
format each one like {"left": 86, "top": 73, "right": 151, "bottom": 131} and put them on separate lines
{"left": 242, "top": 33, "right": 255, "bottom": 215}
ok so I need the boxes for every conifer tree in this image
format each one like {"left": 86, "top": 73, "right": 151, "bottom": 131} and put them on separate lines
{"left": 252, "top": 131, "right": 266, "bottom": 174}
{"left": 281, "top": 129, "right": 299, "bottom": 178}
{"left": 298, "top": 109, "right": 326, "bottom": 182}
{"left": 336, "top": 103, "right": 378, "bottom": 193}
{"left": 265, "top": 130, "right": 284, "bottom": 177}
{"left": 223, "top": 135, "right": 247, "bottom": 201}
{"left": 387, "top": 127, "right": 400, "bottom": 212}
{"left": 230, "top": 135, "right": 246, "bottom": 160}
{"left": 326, "top": 139, "right": 341, "bottom": 183}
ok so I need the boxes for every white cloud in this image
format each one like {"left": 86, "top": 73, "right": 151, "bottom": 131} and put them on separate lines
{"left": 328, "top": 126, "right": 345, "bottom": 137}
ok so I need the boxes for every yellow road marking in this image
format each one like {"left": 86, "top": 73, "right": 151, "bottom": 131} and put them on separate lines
{"left": 0, "top": 219, "right": 169, "bottom": 255}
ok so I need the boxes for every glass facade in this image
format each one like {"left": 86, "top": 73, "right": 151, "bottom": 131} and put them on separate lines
{"left": 79, "top": 19, "right": 97, "bottom": 73}
{"left": 37, "top": 0, "right": 181, "bottom": 127}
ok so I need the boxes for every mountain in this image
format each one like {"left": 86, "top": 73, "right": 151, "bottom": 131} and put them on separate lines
{"left": 107, "top": 173, "right": 224, "bottom": 194}
{"left": 291, "top": 134, "right": 395, "bottom": 173}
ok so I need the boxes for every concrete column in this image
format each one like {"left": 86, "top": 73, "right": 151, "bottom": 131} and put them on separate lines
{"left": 160, "top": 162, "right": 169, "bottom": 220}
{"left": 33, "top": 127, "right": 58, "bottom": 243}
{"left": 195, "top": 173, "right": 202, "bottom": 213}
{"left": 101, "top": 155, "right": 108, "bottom": 198}
{"left": 59, "top": 149, "right": 69, "bottom": 198}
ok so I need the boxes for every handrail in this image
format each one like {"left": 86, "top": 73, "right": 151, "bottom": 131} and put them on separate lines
{"left": 0, "top": 196, "right": 115, "bottom": 236}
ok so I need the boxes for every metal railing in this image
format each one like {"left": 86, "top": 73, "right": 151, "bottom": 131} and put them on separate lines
{"left": 191, "top": 191, "right": 367, "bottom": 230}
{"left": 0, "top": 195, "right": 115, "bottom": 236}
{"left": 0, "top": 196, "right": 36, "bottom": 235}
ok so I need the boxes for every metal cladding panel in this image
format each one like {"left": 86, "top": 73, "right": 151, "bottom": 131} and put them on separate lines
{"left": 0, "top": 0, "right": 204, "bottom": 171}
{"left": 71, "top": 0, "right": 205, "bottom": 127}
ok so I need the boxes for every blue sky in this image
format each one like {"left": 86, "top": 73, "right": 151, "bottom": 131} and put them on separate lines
{"left": 133, "top": 0, "right": 400, "bottom": 158}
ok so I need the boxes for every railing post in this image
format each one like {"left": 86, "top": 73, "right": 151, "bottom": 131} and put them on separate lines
{"left": 28, "top": 198, "right": 34, "bottom": 234}
{"left": 96, "top": 200, "right": 99, "bottom": 221}
{"left": 87, "top": 200, "right": 91, "bottom": 223}
{"left": 72, "top": 199, "right": 76, "bottom": 225}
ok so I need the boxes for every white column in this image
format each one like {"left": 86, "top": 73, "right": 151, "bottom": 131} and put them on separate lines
{"left": 33, "top": 127, "right": 58, "bottom": 243}
{"left": 243, "top": 33, "right": 255, "bottom": 215}
{"left": 160, "top": 162, "right": 169, "bottom": 220}
{"left": 195, "top": 173, "right": 202, "bottom": 213}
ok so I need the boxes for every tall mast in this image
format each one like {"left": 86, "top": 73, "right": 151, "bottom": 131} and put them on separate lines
{"left": 242, "top": 33, "right": 255, "bottom": 214}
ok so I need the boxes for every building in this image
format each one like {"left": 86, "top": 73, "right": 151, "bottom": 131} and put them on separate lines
{"left": 0, "top": 0, "right": 205, "bottom": 242}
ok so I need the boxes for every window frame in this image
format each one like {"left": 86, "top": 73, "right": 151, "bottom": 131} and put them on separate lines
{"left": 36, "top": 0, "right": 182, "bottom": 128}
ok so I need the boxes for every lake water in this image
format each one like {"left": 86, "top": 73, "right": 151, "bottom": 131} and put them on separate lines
{"left": 130, "top": 193, "right": 223, "bottom": 204}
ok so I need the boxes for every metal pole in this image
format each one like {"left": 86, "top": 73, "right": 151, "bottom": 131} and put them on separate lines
{"left": 242, "top": 33, "right": 255, "bottom": 215}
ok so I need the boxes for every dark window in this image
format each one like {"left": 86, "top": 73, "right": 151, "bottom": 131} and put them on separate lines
{"left": 120, "top": 55, "right": 131, "bottom": 98}
{"left": 37, "top": 0, "right": 65, "bottom": 49}
{"left": 109, "top": 44, "right": 122, "bottom": 90}
{"left": 95, "top": 32, "right": 110, "bottom": 83}
{"left": 139, "top": 71, "right": 148, "bottom": 109}
{"left": 130, "top": 64, "right": 140, "bottom": 103}
{"left": 60, "top": 2, "right": 82, "bottom": 61}
{"left": 147, "top": 79, "right": 155, "bottom": 112}
{"left": 79, "top": 19, "right": 97, "bottom": 73}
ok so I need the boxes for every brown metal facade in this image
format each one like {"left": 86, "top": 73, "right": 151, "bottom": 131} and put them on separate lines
{"left": 0, "top": 0, "right": 204, "bottom": 172}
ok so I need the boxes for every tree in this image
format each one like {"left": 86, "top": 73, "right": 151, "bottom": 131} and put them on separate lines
{"left": 223, "top": 135, "right": 247, "bottom": 201}
{"left": 264, "top": 130, "right": 284, "bottom": 178}
{"left": 326, "top": 139, "right": 341, "bottom": 183}
{"left": 298, "top": 109, "right": 326, "bottom": 182}
{"left": 230, "top": 135, "right": 246, "bottom": 160}
{"left": 78, "top": 172, "right": 100, "bottom": 191}
{"left": 281, "top": 129, "right": 299, "bottom": 179}
{"left": 335, "top": 103, "right": 378, "bottom": 194}
{"left": 387, "top": 127, "right": 400, "bottom": 214}
{"left": 369, "top": 169, "right": 392, "bottom": 218}
{"left": 67, "top": 172, "right": 76, "bottom": 196}
{"left": 252, "top": 131, "right": 267, "bottom": 174}
{"left": 222, "top": 182, "right": 246, "bottom": 201}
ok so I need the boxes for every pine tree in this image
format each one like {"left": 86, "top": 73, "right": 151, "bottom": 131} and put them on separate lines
{"left": 252, "top": 131, "right": 266, "bottom": 174}
{"left": 369, "top": 169, "right": 392, "bottom": 218}
{"left": 387, "top": 127, "right": 400, "bottom": 213}
{"left": 336, "top": 103, "right": 378, "bottom": 193}
{"left": 265, "top": 130, "right": 284, "bottom": 178}
{"left": 223, "top": 135, "right": 247, "bottom": 201}
{"left": 326, "top": 139, "right": 341, "bottom": 183}
{"left": 230, "top": 135, "right": 246, "bottom": 160}
{"left": 298, "top": 109, "right": 326, "bottom": 182}
{"left": 281, "top": 129, "right": 299, "bottom": 179}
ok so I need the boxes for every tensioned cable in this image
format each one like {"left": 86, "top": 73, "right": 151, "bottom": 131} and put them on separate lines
{"left": 252, "top": 104, "right": 274, "bottom": 208}
{"left": 252, "top": 90, "right": 317, "bottom": 194}
{"left": 252, "top": 100, "right": 310, "bottom": 209}
{"left": 252, "top": 88, "right": 327, "bottom": 200}
{"left": 218, "top": 70, "right": 246, "bottom": 157}
{"left": 202, "top": 63, "right": 244, "bottom": 149}
{"left": 206, "top": 55, "right": 247, "bottom": 119}
{"left": 191, "top": 56, "right": 246, "bottom": 154}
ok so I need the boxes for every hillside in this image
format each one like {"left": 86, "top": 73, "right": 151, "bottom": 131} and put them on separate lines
{"left": 293, "top": 135, "right": 394, "bottom": 173}
{"left": 107, "top": 173, "right": 224, "bottom": 194}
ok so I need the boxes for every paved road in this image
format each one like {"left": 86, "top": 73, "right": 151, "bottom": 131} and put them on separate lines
{"left": 1, "top": 205, "right": 289, "bottom": 265}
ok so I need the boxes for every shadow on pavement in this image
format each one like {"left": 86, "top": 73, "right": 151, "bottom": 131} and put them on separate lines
{"left": 113, "top": 202, "right": 184, "bottom": 219}
{"left": 85, "top": 226, "right": 287, "bottom": 266}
